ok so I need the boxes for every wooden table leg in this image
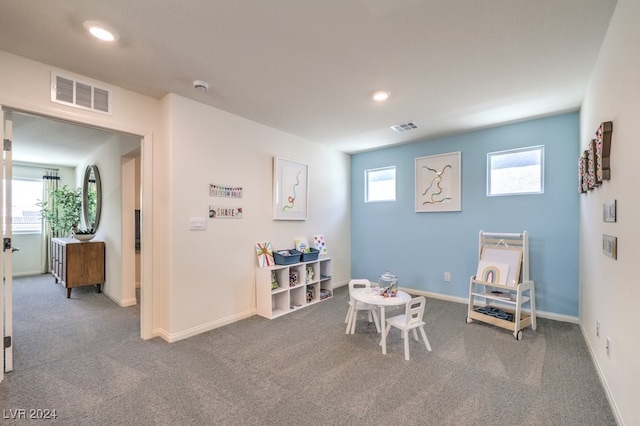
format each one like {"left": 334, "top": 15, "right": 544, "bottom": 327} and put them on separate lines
{"left": 67, "top": 288, "right": 71, "bottom": 298}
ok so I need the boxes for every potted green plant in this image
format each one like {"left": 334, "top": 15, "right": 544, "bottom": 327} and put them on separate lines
{"left": 37, "top": 185, "right": 85, "bottom": 238}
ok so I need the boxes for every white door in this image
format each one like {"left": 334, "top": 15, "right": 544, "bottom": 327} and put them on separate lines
{"left": 1, "top": 108, "right": 15, "bottom": 381}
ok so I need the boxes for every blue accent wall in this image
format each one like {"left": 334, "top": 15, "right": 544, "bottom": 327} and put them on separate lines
{"left": 351, "top": 113, "right": 580, "bottom": 316}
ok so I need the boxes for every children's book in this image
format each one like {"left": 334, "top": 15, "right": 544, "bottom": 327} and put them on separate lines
{"left": 256, "top": 242, "right": 275, "bottom": 267}
{"left": 313, "top": 234, "right": 327, "bottom": 255}
{"left": 294, "top": 237, "right": 310, "bottom": 253}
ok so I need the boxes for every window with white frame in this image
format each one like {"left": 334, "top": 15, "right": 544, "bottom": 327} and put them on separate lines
{"left": 487, "top": 145, "right": 544, "bottom": 196}
{"left": 4, "top": 178, "right": 44, "bottom": 233}
{"left": 365, "top": 166, "right": 396, "bottom": 202}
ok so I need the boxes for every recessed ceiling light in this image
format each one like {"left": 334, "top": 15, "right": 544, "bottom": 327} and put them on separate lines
{"left": 83, "top": 20, "right": 120, "bottom": 42}
{"left": 372, "top": 90, "right": 390, "bottom": 102}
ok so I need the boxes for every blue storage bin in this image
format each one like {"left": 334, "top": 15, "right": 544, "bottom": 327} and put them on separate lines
{"left": 301, "top": 248, "right": 320, "bottom": 262}
{"left": 273, "top": 249, "right": 302, "bottom": 265}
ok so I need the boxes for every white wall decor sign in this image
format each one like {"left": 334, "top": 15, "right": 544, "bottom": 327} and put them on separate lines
{"left": 209, "top": 184, "right": 243, "bottom": 199}
{"left": 209, "top": 205, "right": 243, "bottom": 219}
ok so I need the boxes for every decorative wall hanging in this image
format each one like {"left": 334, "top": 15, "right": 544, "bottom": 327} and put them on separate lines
{"left": 587, "top": 139, "right": 597, "bottom": 189}
{"left": 273, "top": 157, "right": 308, "bottom": 220}
{"left": 581, "top": 150, "right": 589, "bottom": 193}
{"left": 210, "top": 184, "right": 243, "bottom": 198}
{"left": 579, "top": 121, "right": 612, "bottom": 194}
{"left": 209, "top": 205, "right": 243, "bottom": 219}
{"left": 602, "top": 234, "right": 617, "bottom": 259}
{"left": 578, "top": 154, "right": 587, "bottom": 193}
{"left": 415, "top": 151, "right": 461, "bottom": 212}
{"left": 596, "top": 121, "right": 613, "bottom": 182}
{"left": 603, "top": 200, "right": 617, "bottom": 223}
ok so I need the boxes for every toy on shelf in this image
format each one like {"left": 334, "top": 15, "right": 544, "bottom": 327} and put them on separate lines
{"left": 289, "top": 271, "right": 298, "bottom": 287}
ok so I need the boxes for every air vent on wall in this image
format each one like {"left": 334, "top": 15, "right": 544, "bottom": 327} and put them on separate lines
{"left": 391, "top": 121, "right": 418, "bottom": 132}
{"left": 50, "top": 72, "right": 112, "bottom": 115}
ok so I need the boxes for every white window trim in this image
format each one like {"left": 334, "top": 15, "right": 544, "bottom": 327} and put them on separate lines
{"left": 487, "top": 145, "right": 544, "bottom": 197}
{"left": 7, "top": 177, "right": 44, "bottom": 234}
{"left": 365, "top": 166, "right": 396, "bottom": 203}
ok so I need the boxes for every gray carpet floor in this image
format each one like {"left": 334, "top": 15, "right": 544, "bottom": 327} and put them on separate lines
{"left": 0, "top": 274, "right": 616, "bottom": 425}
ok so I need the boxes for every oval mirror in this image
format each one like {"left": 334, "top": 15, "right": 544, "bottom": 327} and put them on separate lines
{"left": 82, "top": 165, "right": 102, "bottom": 231}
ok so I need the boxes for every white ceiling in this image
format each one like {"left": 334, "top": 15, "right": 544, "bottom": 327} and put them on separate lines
{"left": 9, "top": 112, "right": 123, "bottom": 167}
{"left": 0, "top": 0, "right": 617, "bottom": 161}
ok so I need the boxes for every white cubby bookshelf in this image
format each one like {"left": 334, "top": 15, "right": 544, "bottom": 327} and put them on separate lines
{"left": 256, "top": 257, "right": 332, "bottom": 319}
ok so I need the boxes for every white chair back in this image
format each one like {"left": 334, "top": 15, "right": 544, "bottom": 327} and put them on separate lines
{"left": 385, "top": 295, "right": 431, "bottom": 359}
{"left": 349, "top": 279, "right": 371, "bottom": 303}
{"left": 345, "top": 279, "right": 380, "bottom": 334}
{"left": 349, "top": 279, "right": 371, "bottom": 293}
{"left": 404, "top": 296, "right": 426, "bottom": 326}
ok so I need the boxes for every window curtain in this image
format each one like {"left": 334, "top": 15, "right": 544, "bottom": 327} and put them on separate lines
{"left": 41, "top": 169, "right": 59, "bottom": 273}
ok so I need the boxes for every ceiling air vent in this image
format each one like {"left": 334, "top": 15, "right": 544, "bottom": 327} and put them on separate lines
{"left": 391, "top": 121, "right": 418, "bottom": 132}
{"left": 51, "top": 72, "right": 112, "bottom": 115}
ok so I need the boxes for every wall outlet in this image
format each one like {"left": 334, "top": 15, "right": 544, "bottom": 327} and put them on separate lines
{"left": 606, "top": 337, "right": 612, "bottom": 358}
{"left": 596, "top": 321, "right": 600, "bottom": 338}
{"left": 444, "top": 272, "right": 451, "bottom": 282}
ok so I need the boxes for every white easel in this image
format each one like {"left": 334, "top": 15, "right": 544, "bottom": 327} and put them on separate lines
{"left": 466, "top": 230, "right": 536, "bottom": 340}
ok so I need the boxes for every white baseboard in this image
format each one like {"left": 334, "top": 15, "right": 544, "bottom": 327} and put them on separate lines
{"left": 401, "top": 286, "right": 579, "bottom": 324}
{"left": 102, "top": 288, "right": 137, "bottom": 307}
{"left": 13, "top": 271, "right": 46, "bottom": 278}
{"left": 119, "top": 297, "right": 138, "bottom": 307}
{"left": 580, "top": 325, "right": 623, "bottom": 426}
{"left": 159, "top": 308, "right": 257, "bottom": 343}
{"left": 334, "top": 280, "right": 348, "bottom": 289}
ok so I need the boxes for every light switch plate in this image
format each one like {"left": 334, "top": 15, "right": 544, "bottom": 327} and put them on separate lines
{"left": 189, "top": 217, "right": 207, "bottom": 230}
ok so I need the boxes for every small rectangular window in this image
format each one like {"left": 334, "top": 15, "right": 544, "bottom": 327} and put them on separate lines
{"left": 365, "top": 166, "right": 396, "bottom": 202}
{"left": 487, "top": 146, "right": 544, "bottom": 196}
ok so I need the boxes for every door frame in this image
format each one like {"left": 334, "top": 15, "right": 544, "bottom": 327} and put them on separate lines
{"left": 2, "top": 109, "right": 15, "bottom": 381}
{"left": 0, "top": 102, "right": 154, "bottom": 346}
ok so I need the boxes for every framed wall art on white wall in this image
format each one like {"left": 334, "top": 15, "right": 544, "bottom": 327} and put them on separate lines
{"left": 273, "top": 156, "right": 308, "bottom": 220}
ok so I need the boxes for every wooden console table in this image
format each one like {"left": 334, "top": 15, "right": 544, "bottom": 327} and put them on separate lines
{"left": 51, "top": 238, "right": 105, "bottom": 298}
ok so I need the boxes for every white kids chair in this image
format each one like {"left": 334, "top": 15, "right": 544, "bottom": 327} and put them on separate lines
{"left": 345, "top": 279, "right": 381, "bottom": 334}
{"left": 385, "top": 296, "right": 432, "bottom": 360}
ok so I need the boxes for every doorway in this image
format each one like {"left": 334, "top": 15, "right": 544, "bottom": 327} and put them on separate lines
{"left": 9, "top": 109, "right": 145, "bottom": 331}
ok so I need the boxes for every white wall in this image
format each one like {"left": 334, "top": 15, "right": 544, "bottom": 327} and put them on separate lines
{"left": 580, "top": 1, "right": 639, "bottom": 424}
{"left": 163, "top": 94, "right": 351, "bottom": 340}
{"left": 77, "top": 134, "right": 140, "bottom": 306}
